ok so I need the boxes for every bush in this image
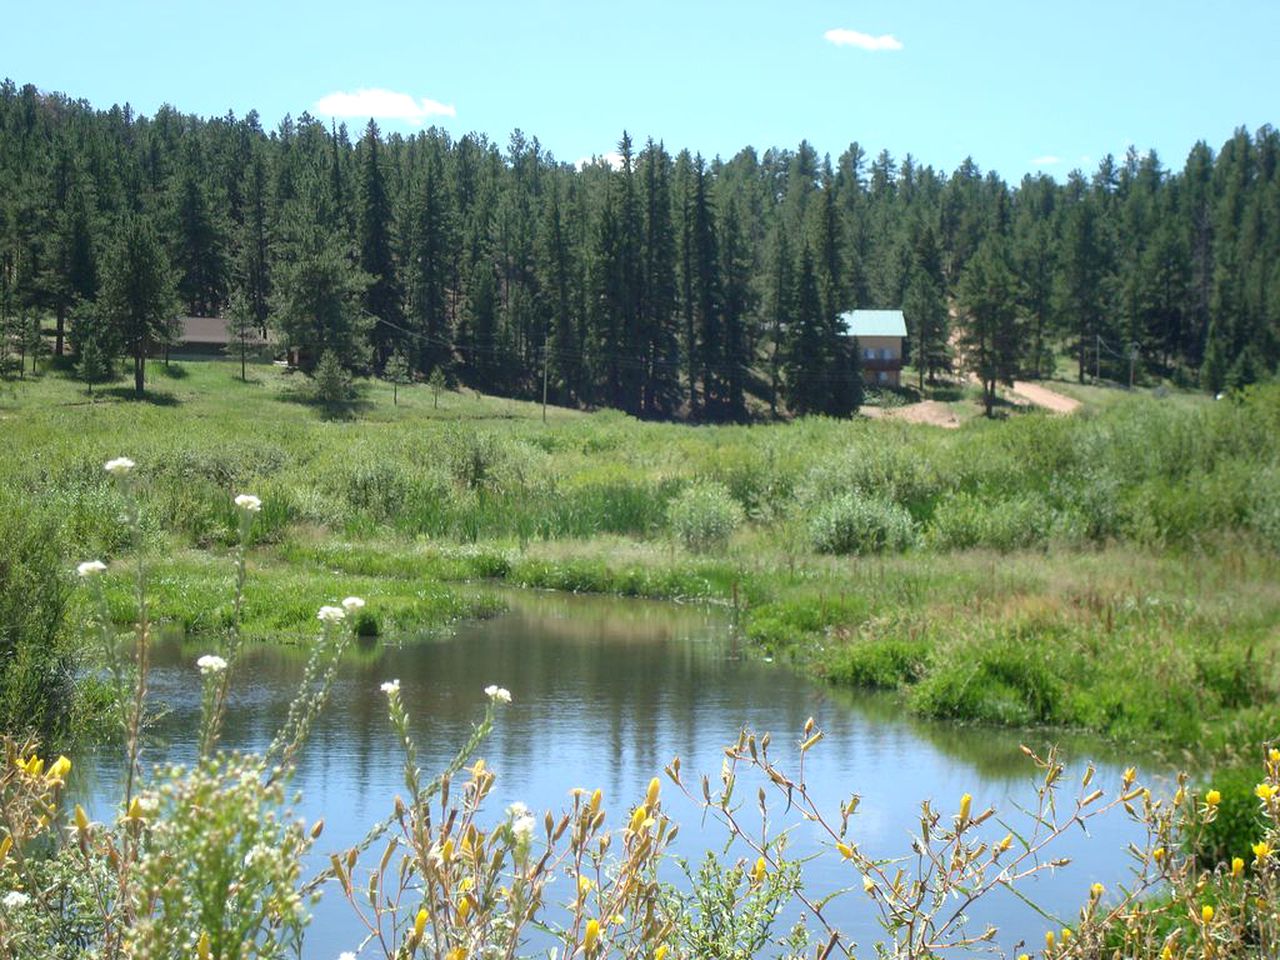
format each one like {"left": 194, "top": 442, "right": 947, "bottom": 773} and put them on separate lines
{"left": 312, "top": 350, "right": 349, "bottom": 407}
{"left": 0, "top": 503, "right": 73, "bottom": 741}
{"left": 666, "top": 481, "right": 744, "bottom": 552}
{"left": 808, "top": 493, "right": 917, "bottom": 555}
{"left": 1192, "top": 763, "right": 1269, "bottom": 867}
{"left": 927, "top": 491, "right": 1055, "bottom": 551}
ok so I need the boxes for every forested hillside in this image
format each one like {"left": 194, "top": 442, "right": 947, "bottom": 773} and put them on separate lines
{"left": 1, "top": 78, "right": 1277, "bottom": 417}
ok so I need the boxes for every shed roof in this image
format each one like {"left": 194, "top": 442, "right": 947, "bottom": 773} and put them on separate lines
{"left": 837, "top": 309, "right": 907, "bottom": 339}
{"left": 178, "top": 316, "right": 272, "bottom": 346}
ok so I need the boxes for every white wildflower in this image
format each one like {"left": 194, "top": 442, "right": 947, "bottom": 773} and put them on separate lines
{"left": 380, "top": 679, "right": 400, "bottom": 696}
{"left": 512, "top": 813, "right": 536, "bottom": 844}
{"left": 103, "top": 457, "right": 135, "bottom": 476}
{"left": 317, "top": 605, "right": 346, "bottom": 624}
{"left": 197, "top": 654, "right": 228, "bottom": 675}
{"left": 136, "top": 794, "right": 159, "bottom": 815}
{"left": 485, "top": 684, "right": 512, "bottom": 704}
{"left": 341, "top": 596, "right": 366, "bottom": 613}
{"left": 507, "top": 801, "right": 531, "bottom": 820}
{"left": 234, "top": 493, "right": 262, "bottom": 513}
{"left": 2, "top": 890, "right": 30, "bottom": 910}
{"left": 77, "top": 560, "right": 107, "bottom": 577}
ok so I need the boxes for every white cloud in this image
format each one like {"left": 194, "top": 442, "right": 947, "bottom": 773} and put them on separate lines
{"left": 1033, "top": 155, "right": 1062, "bottom": 165}
{"left": 823, "top": 28, "right": 903, "bottom": 51}
{"left": 575, "top": 151, "right": 625, "bottom": 171}
{"left": 313, "top": 88, "right": 456, "bottom": 126}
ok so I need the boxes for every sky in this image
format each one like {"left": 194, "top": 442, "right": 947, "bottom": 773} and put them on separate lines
{"left": 5, "top": 0, "right": 1279, "bottom": 181}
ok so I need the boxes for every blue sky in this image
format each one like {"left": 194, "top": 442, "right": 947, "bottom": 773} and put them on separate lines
{"left": 5, "top": 0, "right": 1278, "bottom": 180}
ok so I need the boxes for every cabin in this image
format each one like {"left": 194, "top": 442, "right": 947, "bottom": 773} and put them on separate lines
{"left": 171, "top": 316, "right": 273, "bottom": 357}
{"left": 837, "top": 309, "right": 907, "bottom": 386}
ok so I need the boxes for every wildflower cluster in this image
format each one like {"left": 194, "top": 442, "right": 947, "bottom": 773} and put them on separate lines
{"left": 329, "top": 685, "right": 675, "bottom": 959}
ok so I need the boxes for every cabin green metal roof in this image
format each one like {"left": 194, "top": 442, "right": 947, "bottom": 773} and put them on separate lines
{"left": 837, "top": 309, "right": 907, "bottom": 339}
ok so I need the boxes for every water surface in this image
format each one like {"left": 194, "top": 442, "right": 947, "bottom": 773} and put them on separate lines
{"left": 80, "top": 590, "right": 1161, "bottom": 957}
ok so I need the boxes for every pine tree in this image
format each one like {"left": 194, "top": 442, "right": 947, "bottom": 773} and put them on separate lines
{"left": 638, "top": 139, "right": 679, "bottom": 416}
{"left": 405, "top": 149, "right": 452, "bottom": 375}
{"left": 357, "top": 121, "right": 402, "bottom": 365}
{"left": 958, "top": 238, "right": 1021, "bottom": 417}
{"left": 384, "top": 347, "right": 410, "bottom": 405}
{"left": 99, "top": 217, "right": 179, "bottom": 396}
{"left": 271, "top": 219, "right": 371, "bottom": 372}
{"left": 764, "top": 225, "right": 793, "bottom": 417}
{"left": 785, "top": 245, "right": 826, "bottom": 416}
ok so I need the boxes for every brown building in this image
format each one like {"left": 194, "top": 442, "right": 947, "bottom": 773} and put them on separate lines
{"left": 838, "top": 309, "right": 908, "bottom": 386}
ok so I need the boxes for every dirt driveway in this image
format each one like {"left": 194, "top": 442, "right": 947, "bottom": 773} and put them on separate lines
{"left": 862, "top": 400, "right": 963, "bottom": 428}
{"left": 1007, "top": 381, "right": 1081, "bottom": 414}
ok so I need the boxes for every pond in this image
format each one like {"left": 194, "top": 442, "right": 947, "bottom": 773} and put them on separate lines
{"left": 78, "top": 590, "right": 1163, "bottom": 957}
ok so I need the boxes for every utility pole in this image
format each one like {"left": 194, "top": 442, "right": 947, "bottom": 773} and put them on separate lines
{"left": 541, "top": 342, "right": 549, "bottom": 424}
{"left": 1095, "top": 333, "right": 1100, "bottom": 383}
{"left": 1129, "top": 344, "right": 1137, "bottom": 390}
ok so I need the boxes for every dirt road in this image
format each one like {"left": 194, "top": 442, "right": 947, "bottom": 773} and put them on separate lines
{"left": 1007, "top": 381, "right": 1081, "bottom": 414}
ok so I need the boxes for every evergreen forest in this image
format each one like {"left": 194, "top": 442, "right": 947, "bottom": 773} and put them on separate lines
{"left": 2, "top": 78, "right": 1278, "bottom": 417}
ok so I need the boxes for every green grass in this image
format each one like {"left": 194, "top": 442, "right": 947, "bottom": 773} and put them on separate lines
{"left": 4, "top": 358, "right": 1279, "bottom": 760}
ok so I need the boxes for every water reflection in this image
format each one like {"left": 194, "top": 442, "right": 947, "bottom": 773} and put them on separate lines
{"left": 80, "top": 590, "right": 1162, "bottom": 957}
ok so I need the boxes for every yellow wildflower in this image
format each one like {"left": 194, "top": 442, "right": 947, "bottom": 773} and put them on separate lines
{"left": 1045, "top": 929, "right": 1055, "bottom": 950}
{"left": 1205, "top": 788, "right": 1221, "bottom": 807}
{"left": 836, "top": 841, "right": 855, "bottom": 860}
{"left": 862, "top": 874, "right": 876, "bottom": 895}
{"left": 74, "top": 805, "right": 89, "bottom": 831}
{"left": 413, "top": 908, "right": 428, "bottom": 940}
{"left": 646, "top": 777, "right": 660, "bottom": 807}
{"left": 654, "top": 947, "right": 669, "bottom": 960}
{"left": 46, "top": 756, "right": 71, "bottom": 783}
{"left": 1091, "top": 882, "right": 1104, "bottom": 898}
{"left": 958, "top": 792, "right": 972, "bottom": 824}
{"left": 197, "top": 932, "right": 210, "bottom": 960}
{"left": 1255, "top": 782, "right": 1277, "bottom": 802}
{"left": 1232, "top": 856, "right": 1244, "bottom": 878}
{"left": 751, "top": 857, "right": 766, "bottom": 885}
{"left": 1253, "top": 840, "right": 1272, "bottom": 863}
{"left": 1269, "top": 748, "right": 1280, "bottom": 764}
{"left": 1202, "top": 904, "right": 1214, "bottom": 923}
{"left": 997, "top": 832, "right": 1013, "bottom": 853}
{"left": 456, "top": 896, "right": 471, "bottom": 923}
{"left": 578, "top": 875, "right": 595, "bottom": 897}
{"left": 1153, "top": 846, "right": 1166, "bottom": 862}
{"left": 584, "top": 918, "right": 600, "bottom": 952}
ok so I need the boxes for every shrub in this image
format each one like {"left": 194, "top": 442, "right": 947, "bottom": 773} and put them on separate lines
{"left": 666, "top": 481, "right": 744, "bottom": 552}
{"left": 927, "top": 491, "right": 1055, "bottom": 551}
{"left": 0, "top": 503, "right": 73, "bottom": 741}
{"left": 312, "top": 350, "right": 349, "bottom": 407}
{"left": 1192, "top": 763, "right": 1269, "bottom": 867}
{"left": 808, "top": 493, "right": 917, "bottom": 555}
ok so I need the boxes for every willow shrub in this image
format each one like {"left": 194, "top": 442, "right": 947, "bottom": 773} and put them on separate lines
{"left": 666, "top": 481, "right": 744, "bottom": 553}
{"left": 808, "top": 493, "right": 918, "bottom": 556}
{"left": 0, "top": 503, "right": 73, "bottom": 741}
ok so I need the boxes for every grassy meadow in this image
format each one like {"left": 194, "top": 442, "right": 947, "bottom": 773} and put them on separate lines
{"left": 2, "top": 358, "right": 1278, "bottom": 761}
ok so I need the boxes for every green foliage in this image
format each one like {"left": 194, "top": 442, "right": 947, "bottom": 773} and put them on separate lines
{"left": 0, "top": 504, "right": 72, "bottom": 741}
{"left": 808, "top": 493, "right": 917, "bottom": 555}
{"left": 666, "top": 481, "right": 744, "bottom": 552}
{"left": 1193, "top": 763, "right": 1269, "bottom": 867}
{"left": 665, "top": 853, "right": 808, "bottom": 960}
{"left": 312, "top": 349, "right": 349, "bottom": 407}
{"left": 128, "top": 755, "right": 312, "bottom": 958}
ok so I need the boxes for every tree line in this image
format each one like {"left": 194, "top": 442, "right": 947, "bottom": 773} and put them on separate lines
{"left": 1, "top": 78, "right": 1277, "bottom": 415}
